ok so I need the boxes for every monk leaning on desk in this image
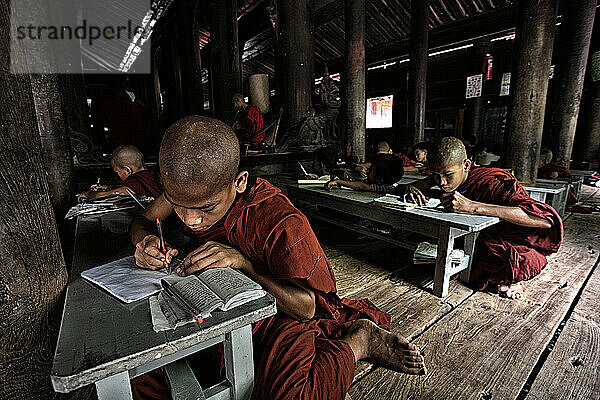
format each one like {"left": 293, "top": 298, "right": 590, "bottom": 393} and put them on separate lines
{"left": 398, "top": 137, "right": 563, "bottom": 300}
{"left": 128, "top": 116, "right": 425, "bottom": 400}
{"left": 77, "top": 145, "right": 161, "bottom": 201}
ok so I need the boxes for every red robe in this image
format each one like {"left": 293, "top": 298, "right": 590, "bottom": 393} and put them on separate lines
{"left": 132, "top": 178, "right": 390, "bottom": 400}
{"left": 459, "top": 168, "right": 563, "bottom": 290}
{"left": 537, "top": 162, "right": 578, "bottom": 205}
{"left": 124, "top": 170, "right": 161, "bottom": 198}
{"left": 393, "top": 152, "right": 414, "bottom": 166}
{"left": 236, "top": 105, "right": 265, "bottom": 147}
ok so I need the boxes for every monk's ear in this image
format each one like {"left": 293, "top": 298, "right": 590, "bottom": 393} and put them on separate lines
{"left": 464, "top": 158, "right": 472, "bottom": 171}
{"left": 234, "top": 171, "right": 249, "bottom": 194}
{"left": 124, "top": 166, "right": 133, "bottom": 176}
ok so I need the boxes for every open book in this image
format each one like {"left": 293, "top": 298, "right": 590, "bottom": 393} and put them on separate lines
{"left": 150, "top": 267, "right": 266, "bottom": 331}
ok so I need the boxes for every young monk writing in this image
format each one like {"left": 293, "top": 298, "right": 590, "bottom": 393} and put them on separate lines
{"left": 398, "top": 137, "right": 563, "bottom": 299}
{"left": 129, "top": 116, "right": 425, "bottom": 400}
{"left": 77, "top": 145, "right": 160, "bottom": 201}
{"left": 326, "top": 152, "right": 404, "bottom": 193}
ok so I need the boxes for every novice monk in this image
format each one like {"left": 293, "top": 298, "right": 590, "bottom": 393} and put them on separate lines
{"left": 77, "top": 145, "right": 160, "bottom": 201}
{"left": 326, "top": 152, "right": 404, "bottom": 193}
{"left": 129, "top": 116, "right": 425, "bottom": 400}
{"left": 399, "top": 137, "right": 563, "bottom": 299}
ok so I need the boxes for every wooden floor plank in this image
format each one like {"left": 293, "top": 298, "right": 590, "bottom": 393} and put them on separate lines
{"left": 527, "top": 257, "right": 600, "bottom": 400}
{"left": 349, "top": 213, "right": 600, "bottom": 400}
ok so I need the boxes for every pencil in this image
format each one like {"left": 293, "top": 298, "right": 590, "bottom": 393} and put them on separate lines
{"left": 156, "top": 218, "right": 169, "bottom": 273}
{"left": 125, "top": 187, "right": 146, "bottom": 209}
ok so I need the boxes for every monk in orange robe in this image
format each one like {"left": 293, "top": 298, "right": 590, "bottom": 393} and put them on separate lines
{"left": 77, "top": 145, "right": 160, "bottom": 201}
{"left": 398, "top": 137, "right": 563, "bottom": 299}
{"left": 129, "top": 116, "right": 425, "bottom": 400}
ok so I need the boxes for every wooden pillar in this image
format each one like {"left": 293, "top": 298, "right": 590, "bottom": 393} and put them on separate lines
{"left": 276, "top": 0, "right": 314, "bottom": 132}
{"left": 178, "top": 0, "right": 204, "bottom": 116}
{"left": 208, "top": 0, "right": 241, "bottom": 124}
{"left": 581, "top": 80, "right": 600, "bottom": 161}
{"left": 0, "top": 3, "right": 68, "bottom": 398}
{"left": 344, "top": 0, "right": 366, "bottom": 162}
{"left": 464, "top": 39, "right": 491, "bottom": 141}
{"left": 506, "top": 0, "right": 559, "bottom": 183}
{"left": 406, "top": 0, "right": 429, "bottom": 147}
{"left": 546, "top": 0, "right": 596, "bottom": 167}
{"left": 30, "top": 75, "right": 75, "bottom": 218}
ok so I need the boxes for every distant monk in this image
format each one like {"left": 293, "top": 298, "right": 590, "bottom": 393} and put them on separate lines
{"left": 328, "top": 152, "right": 404, "bottom": 193}
{"left": 354, "top": 140, "right": 397, "bottom": 176}
{"left": 399, "top": 137, "right": 563, "bottom": 299}
{"left": 77, "top": 145, "right": 160, "bottom": 201}
{"left": 538, "top": 148, "right": 571, "bottom": 179}
{"left": 232, "top": 93, "right": 265, "bottom": 148}
{"left": 129, "top": 116, "right": 425, "bottom": 400}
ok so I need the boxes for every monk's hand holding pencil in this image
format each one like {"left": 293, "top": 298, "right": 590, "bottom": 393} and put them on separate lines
{"left": 134, "top": 234, "right": 178, "bottom": 270}
{"left": 441, "top": 190, "right": 477, "bottom": 214}
{"left": 177, "top": 241, "right": 253, "bottom": 276}
{"left": 401, "top": 185, "right": 427, "bottom": 206}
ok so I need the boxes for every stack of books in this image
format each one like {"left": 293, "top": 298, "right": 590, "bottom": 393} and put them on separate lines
{"left": 413, "top": 242, "right": 465, "bottom": 265}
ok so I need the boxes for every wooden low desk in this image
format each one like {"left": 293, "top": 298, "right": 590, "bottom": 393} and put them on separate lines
{"left": 537, "top": 176, "right": 583, "bottom": 202}
{"left": 521, "top": 184, "right": 568, "bottom": 217}
{"left": 51, "top": 215, "right": 276, "bottom": 400}
{"left": 276, "top": 182, "right": 499, "bottom": 298}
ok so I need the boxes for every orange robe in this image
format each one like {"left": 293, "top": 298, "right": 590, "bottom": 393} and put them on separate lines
{"left": 132, "top": 178, "right": 390, "bottom": 400}
{"left": 459, "top": 168, "right": 563, "bottom": 290}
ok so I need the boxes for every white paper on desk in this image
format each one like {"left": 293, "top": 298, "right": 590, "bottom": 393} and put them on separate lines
{"left": 81, "top": 256, "right": 182, "bottom": 303}
{"left": 373, "top": 194, "right": 441, "bottom": 209}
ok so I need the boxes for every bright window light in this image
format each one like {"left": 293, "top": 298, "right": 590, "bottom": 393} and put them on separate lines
{"left": 366, "top": 95, "right": 393, "bottom": 129}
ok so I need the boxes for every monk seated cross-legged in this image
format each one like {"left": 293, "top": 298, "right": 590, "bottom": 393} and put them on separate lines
{"left": 129, "top": 116, "right": 426, "bottom": 400}
{"left": 397, "top": 137, "right": 563, "bottom": 300}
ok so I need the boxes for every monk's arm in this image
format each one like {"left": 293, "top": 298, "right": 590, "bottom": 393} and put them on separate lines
{"left": 326, "top": 179, "right": 372, "bottom": 191}
{"left": 469, "top": 203, "right": 552, "bottom": 228}
{"left": 244, "top": 266, "right": 316, "bottom": 321}
{"left": 77, "top": 186, "right": 129, "bottom": 201}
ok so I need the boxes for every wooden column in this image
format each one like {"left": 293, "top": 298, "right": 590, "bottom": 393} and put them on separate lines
{"left": 178, "top": 0, "right": 204, "bottom": 116}
{"left": 406, "top": 0, "right": 429, "bottom": 147}
{"left": 506, "top": 0, "right": 559, "bottom": 183}
{"left": 30, "top": 75, "right": 75, "bottom": 218}
{"left": 344, "top": 0, "right": 366, "bottom": 162}
{"left": 546, "top": 0, "right": 596, "bottom": 167}
{"left": 464, "top": 39, "right": 491, "bottom": 141}
{"left": 276, "top": 0, "right": 314, "bottom": 131}
{"left": 208, "top": 0, "right": 241, "bottom": 124}
{"left": 581, "top": 80, "right": 600, "bottom": 161}
{"left": 0, "top": 3, "right": 68, "bottom": 398}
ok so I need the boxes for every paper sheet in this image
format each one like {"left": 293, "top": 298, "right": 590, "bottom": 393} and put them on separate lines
{"left": 81, "top": 256, "right": 181, "bottom": 303}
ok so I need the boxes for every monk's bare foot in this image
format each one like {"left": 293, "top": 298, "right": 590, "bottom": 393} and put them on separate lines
{"left": 498, "top": 283, "right": 523, "bottom": 299}
{"left": 342, "top": 319, "right": 426, "bottom": 375}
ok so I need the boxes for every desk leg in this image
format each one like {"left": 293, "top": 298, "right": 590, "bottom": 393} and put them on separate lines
{"left": 433, "top": 226, "right": 456, "bottom": 298}
{"left": 460, "top": 232, "right": 479, "bottom": 283}
{"left": 95, "top": 371, "right": 133, "bottom": 400}
{"left": 224, "top": 324, "right": 254, "bottom": 400}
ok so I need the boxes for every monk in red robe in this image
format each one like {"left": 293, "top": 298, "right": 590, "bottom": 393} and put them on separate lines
{"left": 399, "top": 137, "right": 563, "bottom": 299}
{"left": 129, "top": 116, "right": 425, "bottom": 400}
{"left": 77, "top": 145, "right": 160, "bottom": 201}
{"left": 232, "top": 93, "right": 265, "bottom": 148}
{"left": 537, "top": 148, "right": 586, "bottom": 210}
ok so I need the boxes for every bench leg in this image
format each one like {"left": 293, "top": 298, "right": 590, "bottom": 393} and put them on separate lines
{"left": 95, "top": 371, "right": 133, "bottom": 400}
{"left": 460, "top": 232, "right": 479, "bottom": 283}
{"left": 433, "top": 226, "right": 456, "bottom": 298}
{"left": 164, "top": 359, "right": 206, "bottom": 400}
{"left": 224, "top": 324, "right": 254, "bottom": 400}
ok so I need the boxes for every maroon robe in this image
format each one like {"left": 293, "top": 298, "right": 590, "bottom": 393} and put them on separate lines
{"left": 236, "top": 105, "right": 265, "bottom": 147}
{"left": 124, "top": 170, "right": 161, "bottom": 198}
{"left": 458, "top": 168, "right": 563, "bottom": 290}
{"left": 132, "top": 178, "right": 390, "bottom": 400}
{"left": 537, "top": 162, "right": 578, "bottom": 206}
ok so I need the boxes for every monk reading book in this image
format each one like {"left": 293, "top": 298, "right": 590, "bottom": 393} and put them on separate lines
{"left": 78, "top": 145, "right": 160, "bottom": 201}
{"left": 128, "top": 116, "right": 425, "bottom": 400}
{"left": 397, "top": 137, "right": 563, "bottom": 300}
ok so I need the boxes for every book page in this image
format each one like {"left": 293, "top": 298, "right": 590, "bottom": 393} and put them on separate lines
{"left": 167, "top": 276, "right": 223, "bottom": 318}
{"left": 198, "top": 268, "right": 265, "bottom": 311}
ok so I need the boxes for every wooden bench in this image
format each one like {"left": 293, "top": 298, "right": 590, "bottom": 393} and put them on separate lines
{"left": 51, "top": 215, "right": 276, "bottom": 400}
{"left": 522, "top": 184, "right": 568, "bottom": 217}
{"left": 537, "top": 176, "right": 584, "bottom": 201}
{"left": 272, "top": 179, "right": 499, "bottom": 298}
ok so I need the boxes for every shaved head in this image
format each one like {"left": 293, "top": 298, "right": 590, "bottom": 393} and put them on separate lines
{"left": 377, "top": 141, "right": 390, "bottom": 153}
{"left": 428, "top": 137, "right": 468, "bottom": 167}
{"left": 159, "top": 116, "right": 240, "bottom": 193}
{"left": 111, "top": 145, "right": 144, "bottom": 169}
{"left": 539, "top": 148, "right": 553, "bottom": 164}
